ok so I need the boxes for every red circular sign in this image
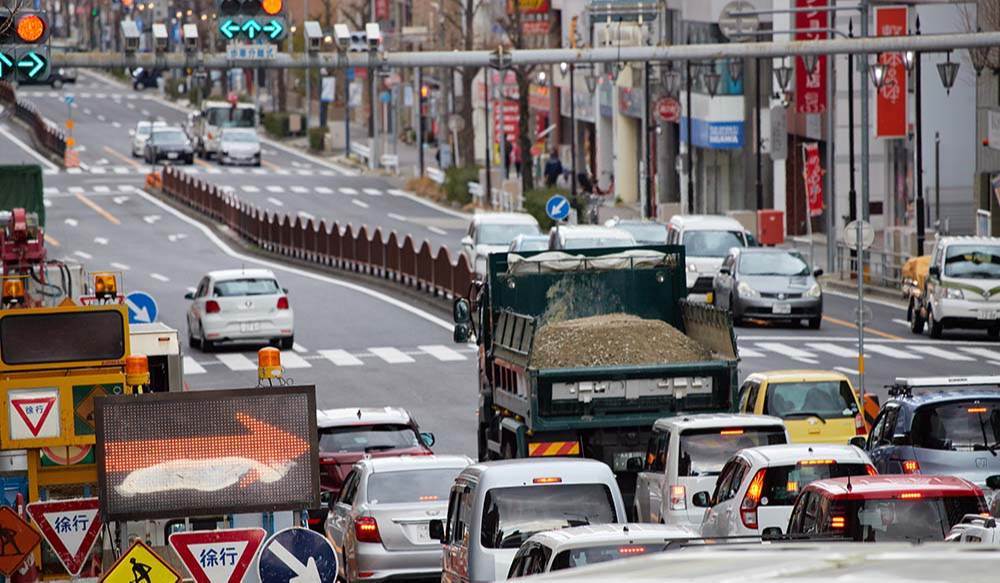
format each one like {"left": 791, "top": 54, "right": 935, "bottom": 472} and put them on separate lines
{"left": 657, "top": 97, "right": 681, "bottom": 123}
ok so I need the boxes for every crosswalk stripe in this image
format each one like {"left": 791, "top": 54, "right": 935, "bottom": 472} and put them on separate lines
{"left": 291, "top": 186, "right": 309, "bottom": 193}
{"left": 295, "top": 169, "right": 314, "bottom": 176}
{"left": 242, "top": 185, "right": 260, "bottom": 192}
{"left": 318, "top": 349, "right": 363, "bottom": 366}
{"left": 419, "top": 345, "right": 466, "bottom": 362}
{"left": 266, "top": 185, "right": 285, "bottom": 193}
{"left": 737, "top": 346, "right": 765, "bottom": 358}
{"left": 183, "top": 357, "right": 206, "bottom": 375}
{"left": 216, "top": 353, "right": 257, "bottom": 371}
{"left": 806, "top": 342, "right": 859, "bottom": 358}
{"left": 369, "top": 347, "right": 415, "bottom": 364}
{"left": 279, "top": 351, "right": 312, "bottom": 368}
{"left": 339, "top": 187, "right": 358, "bottom": 195}
{"left": 43, "top": 187, "right": 58, "bottom": 195}
{"left": 93, "top": 185, "right": 110, "bottom": 193}
{"left": 959, "top": 347, "right": 1000, "bottom": 361}
{"left": 910, "top": 346, "right": 975, "bottom": 361}
{"left": 363, "top": 188, "right": 383, "bottom": 196}
{"left": 315, "top": 186, "right": 333, "bottom": 194}
{"left": 864, "top": 344, "right": 921, "bottom": 359}
{"left": 755, "top": 342, "right": 817, "bottom": 361}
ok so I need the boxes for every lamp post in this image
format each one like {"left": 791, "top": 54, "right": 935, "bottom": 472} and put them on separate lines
{"left": 561, "top": 61, "right": 577, "bottom": 200}
{"left": 907, "top": 18, "right": 926, "bottom": 256}
{"left": 686, "top": 59, "right": 694, "bottom": 212}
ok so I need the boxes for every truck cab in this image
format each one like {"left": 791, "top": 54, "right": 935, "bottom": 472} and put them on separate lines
{"left": 914, "top": 236, "right": 1000, "bottom": 339}
{"left": 190, "top": 101, "right": 258, "bottom": 159}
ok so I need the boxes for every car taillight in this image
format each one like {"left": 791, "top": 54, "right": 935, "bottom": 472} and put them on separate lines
{"left": 205, "top": 300, "right": 221, "bottom": 313}
{"left": 901, "top": 460, "right": 920, "bottom": 474}
{"left": 669, "top": 485, "right": 686, "bottom": 511}
{"left": 740, "top": 469, "right": 766, "bottom": 530}
{"left": 865, "top": 465, "right": 878, "bottom": 476}
{"left": 855, "top": 414, "right": 867, "bottom": 435}
{"left": 276, "top": 296, "right": 289, "bottom": 310}
{"left": 355, "top": 516, "right": 381, "bottom": 543}
{"left": 830, "top": 515, "right": 846, "bottom": 529}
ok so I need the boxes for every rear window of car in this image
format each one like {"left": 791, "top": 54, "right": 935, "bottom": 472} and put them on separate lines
{"left": 911, "top": 400, "right": 1000, "bottom": 451}
{"left": 549, "top": 543, "right": 658, "bottom": 571}
{"left": 828, "top": 495, "right": 985, "bottom": 542}
{"left": 366, "top": 468, "right": 460, "bottom": 504}
{"left": 213, "top": 278, "right": 280, "bottom": 297}
{"left": 678, "top": 427, "right": 786, "bottom": 477}
{"left": 318, "top": 424, "right": 420, "bottom": 454}
{"left": 763, "top": 381, "right": 859, "bottom": 420}
{"left": 480, "top": 484, "right": 617, "bottom": 549}
{"left": 760, "top": 462, "right": 873, "bottom": 506}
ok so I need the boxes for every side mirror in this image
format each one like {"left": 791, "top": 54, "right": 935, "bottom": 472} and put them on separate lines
{"left": 986, "top": 475, "right": 1000, "bottom": 490}
{"left": 625, "top": 456, "right": 644, "bottom": 473}
{"left": 461, "top": 235, "right": 474, "bottom": 248}
{"left": 849, "top": 436, "right": 868, "bottom": 450}
{"left": 184, "top": 292, "right": 195, "bottom": 300}
{"left": 453, "top": 324, "right": 471, "bottom": 344}
{"left": 929, "top": 265, "right": 941, "bottom": 278}
{"left": 429, "top": 519, "right": 445, "bottom": 542}
{"left": 453, "top": 298, "right": 471, "bottom": 324}
{"left": 813, "top": 268, "right": 824, "bottom": 278}
{"left": 420, "top": 432, "right": 436, "bottom": 448}
{"left": 719, "top": 266, "right": 731, "bottom": 276}
{"left": 692, "top": 491, "right": 711, "bottom": 508}
{"left": 891, "top": 433, "right": 910, "bottom": 446}
{"left": 283, "top": 287, "right": 289, "bottom": 294}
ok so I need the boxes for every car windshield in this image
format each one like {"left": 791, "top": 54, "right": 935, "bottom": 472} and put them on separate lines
{"left": 911, "top": 400, "right": 1000, "bottom": 452}
{"left": 618, "top": 223, "right": 668, "bottom": 244}
{"left": 512, "top": 238, "right": 549, "bottom": 252}
{"left": 151, "top": 131, "right": 187, "bottom": 145}
{"left": 212, "top": 278, "right": 280, "bottom": 297}
{"left": 740, "top": 252, "right": 811, "bottom": 276}
{"left": 563, "top": 236, "right": 634, "bottom": 249}
{"left": 943, "top": 245, "right": 1000, "bottom": 279}
{"left": 763, "top": 381, "right": 859, "bottom": 420}
{"left": 223, "top": 132, "right": 259, "bottom": 143}
{"left": 834, "top": 496, "right": 984, "bottom": 542}
{"left": 136, "top": 124, "right": 152, "bottom": 137}
{"left": 318, "top": 424, "right": 420, "bottom": 453}
{"left": 206, "top": 106, "right": 255, "bottom": 128}
{"left": 480, "top": 484, "right": 617, "bottom": 549}
{"left": 477, "top": 224, "right": 539, "bottom": 246}
{"left": 678, "top": 427, "right": 787, "bottom": 477}
{"left": 682, "top": 230, "right": 746, "bottom": 257}
{"left": 366, "top": 468, "right": 460, "bottom": 504}
{"left": 760, "top": 462, "right": 872, "bottom": 506}
{"left": 550, "top": 544, "right": 658, "bottom": 571}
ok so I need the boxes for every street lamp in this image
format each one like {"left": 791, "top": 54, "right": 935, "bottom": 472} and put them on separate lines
{"left": 869, "top": 60, "right": 888, "bottom": 90}
{"left": 728, "top": 58, "right": 743, "bottom": 82}
{"left": 937, "top": 52, "right": 960, "bottom": 94}
{"left": 663, "top": 69, "right": 682, "bottom": 95}
{"left": 560, "top": 61, "right": 578, "bottom": 199}
{"left": 703, "top": 68, "right": 722, "bottom": 98}
{"left": 537, "top": 70, "right": 547, "bottom": 84}
{"left": 774, "top": 60, "right": 793, "bottom": 92}
{"left": 584, "top": 69, "right": 598, "bottom": 93}
{"left": 801, "top": 53, "right": 819, "bottom": 75}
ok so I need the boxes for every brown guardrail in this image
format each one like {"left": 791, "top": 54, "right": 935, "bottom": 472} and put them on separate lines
{"left": 159, "top": 166, "right": 474, "bottom": 300}
{"left": 0, "top": 82, "right": 67, "bottom": 157}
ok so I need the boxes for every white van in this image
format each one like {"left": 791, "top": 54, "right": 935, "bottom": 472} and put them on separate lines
{"left": 431, "top": 458, "right": 627, "bottom": 583}
{"left": 666, "top": 215, "right": 752, "bottom": 298}
{"left": 633, "top": 414, "right": 788, "bottom": 526}
{"left": 916, "top": 236, "right": 1000, "bottom": 339}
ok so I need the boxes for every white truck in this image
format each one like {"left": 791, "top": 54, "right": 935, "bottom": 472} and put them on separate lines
{"left": 189, "top": 101, "right": 258, "bottom": 160}
{"left": 129, "top": 322, "right": 183, "bottom": 392}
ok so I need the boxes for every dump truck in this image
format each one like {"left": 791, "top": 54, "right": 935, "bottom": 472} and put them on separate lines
{"left": 452, "top": 245, "right": 740, "bottom": 505}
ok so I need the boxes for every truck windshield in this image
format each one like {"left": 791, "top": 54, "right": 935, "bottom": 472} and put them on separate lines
{"left": 617, "top": 224, "right": 668, "bottom": 244}
{"left": 367, "top": 468, "right": 460, "bottom": 504}
{"left": 682, "top": 230, "right": 745, "bottom": 257}
{"left": 477, "top": 224, "right": 539, "bottom": 246}
{"left": 943, "top": 245, "right": 1000, "bottom": 279}
{"left": 151, "top": 131, "right": 187, "bottom": 145}
{"left": 763, "top": 381, "right": 858, "bottom": 420}
{"left": 318, "top": 424, "right": 420, "bottom": 453}
{"left": 678, "top": 427, "right": 786, "bottom": 477}
{"left": 760, "top": 462, "right": 872, "bottom": 506}
{"left": 550, "top": 543, "right": 658, "bottom": 571}
{"left": 911, "top": 400, "right": 1000, "bottom": 452}
{"left": 564, "top": 237, "right": 634, "bottom": 249}
{"left": 830, "top": 496, "right": 984, "bottom": 542}
{"left": 205, "top": 106, "right": 255, "bottom": 128}
{"left": 480, "top": 484, "right": 617, "bottom": 549}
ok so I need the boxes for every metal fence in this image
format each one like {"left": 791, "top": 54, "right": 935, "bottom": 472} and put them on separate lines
{"left": 160, "top": 167, "right": 474, "bottom": 299}
{"left": 0, "top": 83, "right": 66, "bottom": 157}
{"left": 833, "top": 243, "right": 909, "bottom": 290}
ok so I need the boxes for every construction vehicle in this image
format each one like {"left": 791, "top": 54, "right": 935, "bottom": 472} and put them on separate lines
{"left": 452, "top": 246, "right": 740, "bottom": 505}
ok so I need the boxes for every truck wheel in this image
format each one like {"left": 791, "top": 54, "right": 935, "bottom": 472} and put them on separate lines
{"left": 477, "top": 423, "right": 490, "bottom": 462}
{"left": 808, "top": 317, "right": 821, "bottom": 330}
{"left": 989, "top": 326, "right": 1000, "bottom": 339}
{"left": 928, "top": 309, "right": 943, "bottom": 339}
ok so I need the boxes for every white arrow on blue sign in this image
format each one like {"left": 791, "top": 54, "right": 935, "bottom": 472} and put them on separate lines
{"left": 125, "top": 291, "right": 158, "bottom": 324}
{"left": 258, "top": 527, "right": 337, "bottom": 583}
{"left": 546, "top": 194, "right": 571, "bottom": 221}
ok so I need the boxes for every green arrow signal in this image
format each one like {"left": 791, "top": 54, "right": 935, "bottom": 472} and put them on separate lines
{"left": 263, "top": 20, "right": 283, "bottom": 40}
{"left": 17, "top": 52, "right": 46, "bottom": 79}
{"left": 0, "top": 53, "right": 13, "bottom": 80}
{"left": 219, "top": 19, "right": 239, "bottom": 39}
{"left": 241, "top": 19, "right": 262, "bottom": 39}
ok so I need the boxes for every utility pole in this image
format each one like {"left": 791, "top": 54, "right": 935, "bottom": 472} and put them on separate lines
{"left": 417, "top": 66, "right": 424, "bottom": 176}
{"left": 914, "top": 17, "right": 925, "bottom": 255}
{"left": 303, "top": 0, "right": 310, "bottom": 131}
{"left": 755, "top": 57, "right": 763, "bottom": 211}
{"left": 686, "top": 58, "right": 693, "bottom": 213}
{"left": 485, "top": 70, "right": 491, "bottom": 202}
{"left": 860, "top": 0, "right": 870, "bottom": 225}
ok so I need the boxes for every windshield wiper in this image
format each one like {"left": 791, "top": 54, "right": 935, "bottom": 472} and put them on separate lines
{"left": 973, "top": 412, "right": 999, "bottom": 457}
{"left": 563, "top": 513, "right": 592, "bottom": 527}
{"left": 782, "top": 412, "right": 827, "bottom": 423}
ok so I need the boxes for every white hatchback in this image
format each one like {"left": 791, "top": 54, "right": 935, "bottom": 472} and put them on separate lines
{"left": 696, "top": 444, "right": 875, "bottom": 538}
{"left": 185, "top": 268, "right": 294, "bottom": 351}
{"left": 130, "top": 120, "right": 168, "bottom": 157}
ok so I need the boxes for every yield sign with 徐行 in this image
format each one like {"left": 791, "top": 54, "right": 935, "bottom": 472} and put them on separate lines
{"left": 169, "top": 528, "right": 266, "bottom": 583}
{"left": 0, "top": 506, "right": 42, "bottom": 576}
{"left": 26, "top": 497, "right": 102, "bottom": 577}
{"left": 8, "top": 388, "right": 59, "bottom": 440}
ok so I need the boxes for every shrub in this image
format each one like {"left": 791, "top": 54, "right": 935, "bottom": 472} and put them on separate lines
{"left": 523, "top": 186, "right": 573, "bottom": 231}
{"left": 164, "top": 78, "right": 184, "bottom": 100}
{"left": 263, "top": 113, "right": 290, "bottom": 138}
{"left": 404, "top": 176, "right": 446, "bottom": 203}
{"left": 308, "top": 127, "right": 327, "bottom": 151}
{"left": 443, "top": 165, "right": 480, "bottom": 206}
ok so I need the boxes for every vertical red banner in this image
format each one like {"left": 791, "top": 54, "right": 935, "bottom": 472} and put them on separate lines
{"left": 803, "top": 142, "right": 825, "bottom": 217}
{"left": 795, "top": 0, "right": 828, "bottom": 114}
{"left": 875, "top": 6, "right": 908, "bottom": 138}
{"left": 375, "top": 0, "right": 389, "bottom": 21}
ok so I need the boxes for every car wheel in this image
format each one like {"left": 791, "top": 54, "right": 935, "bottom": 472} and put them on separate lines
{"left": 928, "top": 309, "right": 943, "bottom": 339}
{"left": 808, "top": 316, "right": 821, "bottom": 330}
{"left": 186, "top": 156, "right": 194, "bottom": 165}
{"left": 200, "top": 322, "right": 215, "bottom": 352}
{"left": 730, "top": 294, "right": 743, "bottom": 326}
{"left": 188, "top": 327, "right": 202, "bottom": 349}
{"left": 52, "top": 79, "right": 62, "bottom": 89}
{"left": 279, "top": 336, "right": 294, "bottom": 350}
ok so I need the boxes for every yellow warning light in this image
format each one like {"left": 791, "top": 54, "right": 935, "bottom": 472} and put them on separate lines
{"left": 125, "top": 354, "right": 150, "bottom": 387}
{"left": 1, "top": 278, "right": 26, "bottom": 306}
{"left": 261, "top": 0, "right": 282, "bottom": 15}
{"left": 258, "top": 347, "right": 283, "bottom": 380}
{"left": 66, "top": 119, "right": 74, "bottom": 130}
{"left": 66, "top": 136, "right": 76, "bottom": 148}
{"left": 16, "top": 14, "right": 46, "bottom": 43}
{"left": 94, "top": 273, "right": 117, "bottom": 300}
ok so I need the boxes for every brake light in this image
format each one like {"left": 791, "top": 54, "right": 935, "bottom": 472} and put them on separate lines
{"left": 968, "top": 407, "right": 988, "bottom": 414}
{"left": 720, "top": 429, "right": 744, "bottom": 436}
{"left": 740, "top": 469, "right": 766, "bottom": 530}
{"left": 901, "top": 460, "right": 920, "bottom": 474}
{"left": 355, "top": 516, "right": 381, "bottom": 543}
{"left": 830, "top": 516, "right": 846, "bottom": 529}
{"left": 786, "top": 481, "right": 798, "bottom": 492}
{"left": 618, "top": 546, "right": 646, "bottom": 555}
{"left": 855, "top": 414, "right": 867, "bottom": 435}
{"left": 205, "top": 300, "right": 221, "bottom": 313}
{"left": 899, "top": 492, "right": 923, "bottom": 500}
{"left": 533, "top": 477, "right": 562, "bottom": 484}
{"left": 277, "top": 296, "right": 290, "bottom": 309}
{"left": 669, "top": 485, "right": 686, "bottom": 511}
{"left": 865, "top": 465, "right": 878, "bottom": 476}
{"left": 799, "top": 459, "right": 836, "bottom": 466}
{"left": 418, "top": 495, "right": 439, "bottom": 501}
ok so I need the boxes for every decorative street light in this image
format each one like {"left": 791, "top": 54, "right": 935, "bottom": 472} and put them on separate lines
{"left": 801, "top": 53, "right": 819, "bottom": 75}
{"left": 584, "top": 68, "right": 598, "bottom": 93}
{"left": 728, "top": 58, "right": 743, "bottom": 82}
{"left": 903, "top": 50, "right": 915, "bottom": 71}
{"left": 774, "top": 60, "right": 793, "bottom": 92}
{"left": 937, "top": 51, "right": 960, "bottom": 94}
{"left": 704, "top": 68, "right": 722, "bottom": 98}
{"left": 663, "top": 68, "right": 682, "bottom": 95}
{"left": 869, "top": 60, "right": 888, "bottom": 89}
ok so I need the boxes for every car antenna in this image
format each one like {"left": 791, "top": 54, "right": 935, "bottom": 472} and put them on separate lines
{"left": 357, "top": 409, "right": 362, "bottom": 419}
{"left": 846, "top": 473, "right": 853, "bottom": 492}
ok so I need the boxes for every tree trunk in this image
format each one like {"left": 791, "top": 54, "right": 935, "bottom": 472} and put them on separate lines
{"left": 516, "top": 70, "right": 534, "bottom": 192}
{"left": 457, "top": 66, "right": 477, "bottom": 168}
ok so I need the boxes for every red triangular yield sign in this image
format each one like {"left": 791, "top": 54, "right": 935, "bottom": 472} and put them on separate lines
{"left": 11, "top": 396, "right": 56, "bottom": 437}
{"left": 26, "top": 498, "right": 102, "bottom": 577}
{"left": 169, "top": 528, "right": 266, "bottom": 583}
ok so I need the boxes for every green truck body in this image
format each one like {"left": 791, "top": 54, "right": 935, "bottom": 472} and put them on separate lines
{"left": 0, "top": 165, "right": 45, "bottom": 226}
{"left": 460, "top": 245, "right": 740, "bottom": 506}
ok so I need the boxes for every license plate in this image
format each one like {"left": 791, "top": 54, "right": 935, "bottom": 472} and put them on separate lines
{"left": 415, "top": 523, "right": 430, "bottom": 542}
{"left": 613, "top": 450, "right": 645, "bottom": 472}
{"left": 772, "top": 302, "right": 792, "bottom": 315}
{"left": 240, "top": 322, "right": 261, "bottom": 333}
{"left": 978, "top": 310, "right": 1000, "bottom": 320}
{"left": 167, "top": 152, "right": 178, "bottom": 159}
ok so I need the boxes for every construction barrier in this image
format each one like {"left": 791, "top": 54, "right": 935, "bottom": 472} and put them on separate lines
{"left": 0, "top": 82, "right": 67, "bottom": 158}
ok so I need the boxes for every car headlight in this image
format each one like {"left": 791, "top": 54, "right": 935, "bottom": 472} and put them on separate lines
{"left": 944, "top": 287, "right": 965, "bottom": 300}
{"left": 738, "top": 281, "right": 759, "bottom": 298}
{"left": 806, "top": 283, "right": 822, "bottom": 298}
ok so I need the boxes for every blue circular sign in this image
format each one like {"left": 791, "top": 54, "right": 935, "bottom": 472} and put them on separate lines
{"left": 125, "top": 291, "right": 158, "bottom": 324}
{"left": 546, "top": 194, "right": 571, "bottom": 221}
{"left": 258, "top": 527, "right": 338, "bottom": 583}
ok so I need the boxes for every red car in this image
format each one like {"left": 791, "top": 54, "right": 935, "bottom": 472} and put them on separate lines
{"left": 787, "top": 475, "right": 988, "bottom": 542}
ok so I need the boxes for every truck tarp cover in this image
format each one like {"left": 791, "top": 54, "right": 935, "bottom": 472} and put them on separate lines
{"left": 0, "top": 165, "right": 45, "bottom": 227}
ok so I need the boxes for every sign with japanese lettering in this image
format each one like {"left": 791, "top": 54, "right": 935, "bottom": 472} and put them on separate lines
{"left": 170, "top": 528, "right": 266, "bottom": 583}
{"left": 875, "top": 5, "right": 908, "bottom": 138}
{"left": 794, "top": 0, "right": 828, "bottom": 114}
{"left": 95, "top": 386, "right": 319, "bottom": 521}
{"left": 26, "top": 498, "right": 102, "bottom": 577}
{"left": 8, "top": 388, "right": 59, "bottom": 440}
{"left": 101, "top": 540, "right": 180, "bottom": 583}
{"left": 0, "top": 507, "right": 41, "bottom": 576}
{"left": 225, "top": 43, "right": 277, "bottom": 61}
{"left": 802, "top": 142, "right": 825, "bottom": 217}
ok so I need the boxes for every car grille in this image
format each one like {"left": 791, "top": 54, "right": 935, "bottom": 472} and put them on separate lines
{"left": 690, "top": 276, "right": 714, "bottom": 294}
{"left": 760, "top": 292, "right": 803, "bottom": 299}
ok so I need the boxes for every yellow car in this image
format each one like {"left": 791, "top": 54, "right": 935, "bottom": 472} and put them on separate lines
{"left": 737, "top": 370, "right": 869, "bottom": 444}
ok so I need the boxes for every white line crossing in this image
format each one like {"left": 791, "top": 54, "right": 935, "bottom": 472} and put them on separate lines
{"left": 150, "top": 273, "right": 170, "bottom": 282}
{"left": 419, "top": 345, "right": 467, "bottom": 362}
{"left": 266, "top": 185, "right": 285, "bottom": 193}
{"left": 315, "top": 186, "right": 333, "bottom": 194}
{"left": 266, "top": 197, "right": 284, "bottom": 206}
{"left": 959, "top": 347, "right": 1000, "bottom": 361}
{"left": 369, "top": 347, "right": 416, "bottom": 364}
{"left": 279, "top": 351, "right": 312, "bottom": 368}
{"left": 352, "top": 199, "right": 369, "bottom": 209}
{"left": 754, "top": 342, "right": 817, "bottom": 363}
{"left": 339, "top": 187, "right": 359, "bottom": 195}
{"left": 737, "top": 346, "right": 765, "bottom": 357}
{"left": 363, "top": 188, "right": 382, "bottom": 196}
{"left": 864, "top": 344, "right": 921, "bottom": 360}
{"left": 805, "top": 342, "right": 859, "bottom": 358}
{"left": 183, "top": 357, "right": 207, "bottom": 375}
{"left": 216, "top": 353, "right": 257, "bottom": 371}
{"left": 291, "top": 186, "right": 309, "bottom": 193}
{"left": 318, "top": 349, "right": 363, "bottom": 366}
{"left": 910, "top": 346, "right": 975, "bottom": 361}
{"left": 242, "top": 185, "right": 260, "bottom": 193}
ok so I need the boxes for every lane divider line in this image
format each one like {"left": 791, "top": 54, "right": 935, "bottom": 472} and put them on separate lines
{"left": 822, "top": 315, "right": 902, "bottom": 340}
{"left": 73, "top": 193, "right": 121, "bottom": 225}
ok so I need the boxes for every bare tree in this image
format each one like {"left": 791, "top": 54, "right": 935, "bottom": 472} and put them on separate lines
{"left": 496, "top": 2, "right": 540, "bottom": 192}
{"left": 438, "top": 0, "right": 486, "bottom": 167}
{"left": 959, "top": 0, "right": 1000, "bottom": 73}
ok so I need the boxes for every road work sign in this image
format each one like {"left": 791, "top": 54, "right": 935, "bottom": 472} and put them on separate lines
{"left": 101, "top": 540, "right": 180, "bottom": 583}
{"left": 26, "top": 497, "right": 102, "bottom": 576}
{"left": 170, "top": 528, "right": 266, "bottom": 583}
{"left": 0, "top": 507, "right": 41, "bottom": 576}
{"left": 258, "top": 527, "right": 337, "bottom": 583}
{"left": 125, "top": 291, "right": 158, "bottom": 324}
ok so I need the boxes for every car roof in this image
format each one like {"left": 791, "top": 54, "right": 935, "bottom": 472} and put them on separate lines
{"left": 738, "top": 444, "right": 869, "bottom": 466}
{"left": 456, "top": 458, "right": 615, "bottom": 489}
{"left": 221, "top": 127, "right": 257, "bottom": 134}
{"left": 745, "top": 370, "right": 852, "bottom": 384}
{"left": 667, "top": 214, "right": 745, "bottom": 231}
{"left": 735, "top": 247, "right": 803, "bottom": 255}
{"left": 934, "top": 236, "right": 1000, "bottom": 247}
{"left": 151, "top": 126, "right": 185, "bottom": 133}
{"left": 526, "top": 523, "right": 698, "bottom": 550}
{"left": 804, "top": 475, "right": 983, "bottom": 499}
{"left": 137, "top": 120, "right": 167, "bottom": 128}
{"left": 205, "top": 268, "right": 277, "bottom": 281}
{"left": 653, "top": 413, "right": 784, "bottom": 432}
{"left": 316, "top": 407, "right": 413, "bottom": 428}
{"left": 889, "top": 389, "right": 1000, "bottom": 409}
{"left": 611, "top": 219, "right": 666, "bottom": 227}
{"left": 557, "top": 226, "right": 635, "bottom": 240}
{"left": 359, "top": 454, "right": 473, "bottom": 473}
{"left": 471, "top": 212, "right": 539, "bottom": 226}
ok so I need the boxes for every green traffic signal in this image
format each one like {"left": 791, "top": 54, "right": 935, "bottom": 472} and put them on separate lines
{"left": 16, "top": 51, "right": 46, "bottom": 79}
{"left": 0, "top": 52, "right": 13, "bottom": 79}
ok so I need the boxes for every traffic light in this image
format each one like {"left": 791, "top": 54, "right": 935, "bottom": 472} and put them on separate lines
{"left": 215, "top": 0, "right": 286, "bottom": 41}
{"left": 0, "top": 10, "right": 51, "bottom": 83}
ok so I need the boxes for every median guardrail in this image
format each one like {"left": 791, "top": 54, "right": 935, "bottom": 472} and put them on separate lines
{"left": 0, "top": 82, "right": 67, "bottom": 158}
{"left": 159, "top": 166, "right": 474, "bottom": 300}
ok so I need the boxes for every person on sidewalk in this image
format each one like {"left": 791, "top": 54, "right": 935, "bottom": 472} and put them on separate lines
{"left": 544, "top": 150, "right": 563, "bottom": 187}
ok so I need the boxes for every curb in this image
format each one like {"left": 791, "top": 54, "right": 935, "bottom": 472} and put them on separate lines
{"left": 821, "top": 276, "right": 906, "bottom": 307}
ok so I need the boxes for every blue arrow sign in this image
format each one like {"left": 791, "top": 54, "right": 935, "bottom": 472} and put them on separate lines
{"left": 546, "top": 194, "right": 571, "bottom": 221}
{"left": 17, "top": 52, "right": 46, "bottom": 79}
{"left": 263, "top": 19, "right": 283, "bottom": 40}
{"left": 63, "top": 94, "right": 75, "bottom": 105}
{"left": 0, "top": 53, "right": 13, "bottom": 80}
{"left": 125, "top": 291, "right": 158, "bottom": 324}
{"left": 219, "top": 19, "right": 239, "bottom": 39}
{"left": 241, "top": 19, "right": 262, "bottom": 40}
{"left": 259, "top": 527, "right": 337, "bottom": 583}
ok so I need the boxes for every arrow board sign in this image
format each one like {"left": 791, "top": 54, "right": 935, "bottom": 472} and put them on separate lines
{"left": 170, "top": 528, "right": 266, "bottom": 583}
{"left": 27, "top": 498, "right": 103, "bottom": 577}
{"left": 9, "top": 388, "right": 59, "bottom": 440}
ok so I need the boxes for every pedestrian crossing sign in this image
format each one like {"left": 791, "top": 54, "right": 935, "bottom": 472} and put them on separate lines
{"left": 100, "top": 539, "right": 181, "bottom": 583}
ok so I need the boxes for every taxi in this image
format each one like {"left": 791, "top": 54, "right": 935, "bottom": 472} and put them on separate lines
{"left": 738, "top": 370, "right": 868, "bottom": 444}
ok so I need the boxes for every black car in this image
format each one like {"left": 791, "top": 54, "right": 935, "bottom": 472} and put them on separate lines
{"left": 18, "top": 66, "right": 77, "bottom": 89}
{"left": 131, "top": 67, "right": 163, "bottom": 90}
{"left": 144, "top": 128, "right": 194, "bottom": 165}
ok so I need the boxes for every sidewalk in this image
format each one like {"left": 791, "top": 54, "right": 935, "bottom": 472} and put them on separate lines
{"left": 781, "top": 233, "right": 906, "bottom": 306}
{"left": 287, "top": 121, "right": 441, "bottom": 180}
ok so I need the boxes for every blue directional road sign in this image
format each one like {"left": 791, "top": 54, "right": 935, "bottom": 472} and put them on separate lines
{"left": 219, "top": 19, "right": 240, "bottom": 39}
{"left": 546, "top": 194, "right": 571, "bottom": 221}
{"left": 0, "top": 52, "right": 14, "bottom": 81}
{"left": 241, "top": 19, "right": 263, "bottom": 40}
{"left": 63, "top": 94, "right": 74, "bottom": 105}
{"left": 124, "top": 291, "right": 158, "bottom": 324}
{"left": 259, "top": 527, "right": 337, "bottom": 583}
{"left": 263, "top": 19, "right": 284, "bottom": 40}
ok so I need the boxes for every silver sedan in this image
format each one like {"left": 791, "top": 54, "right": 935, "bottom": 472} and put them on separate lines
{"left": 326, "top": 455, "right": 473, "bottom": 582}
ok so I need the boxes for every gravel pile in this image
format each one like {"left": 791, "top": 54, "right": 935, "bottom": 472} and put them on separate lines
{"left": 530, "top": 313, "right": 714, "bottom": 369}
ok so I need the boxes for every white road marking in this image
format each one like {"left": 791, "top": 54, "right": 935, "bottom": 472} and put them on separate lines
{"left": 368, "top": 347, "right": 415, "bottom": 364}
{"left": 864, "top": 344, "right": 921, "bottom": 360}
{"left": 143, "top": 215, "right": 161, "bottom": 224}
{"left": 315, "top": 186, "right": 333, "bottom": 194}
{"left": 43, "top": 199, "right": 52, "bottom": 207}
{"left": 339, "top": 187, "right": 358, "bottom": 195}
{"left": 736, "top": 346, "right": 764, "bottom": 357}
{"left": 68, "top": 186, "right": 84, "bottom": 193}
{"left": 113, "top": 196, "right": 130, "bottom": 204}
{"left": 266, "top": 185, "right": 285, "bottom": 193}
{"left": 419, "top": 345, "right": 466, "bottom": 362}
{"left": 318, "top": 349, "right": 363, "bottom": 366}
{"left": 386, "top": 189, "right": 470, "bottom": 219}
{"left": 150, "top": 273, "right": 170, "bottom": 282}
{"left": 387, "top": 213, "right": 407, "bottom": 222}
{"left": 110, "top": 262, "right": 131, "bottom": 270}
{"left": 0, "top": 126, "right": 61, "bottom": 172}
{"left": 216, "top": 353, "right": 257, "bottom": 371}
{"left": 112, "top": 121, "right": 121, "bottom": 128}
{"left": 291, "top": 186, "right": 309, "bottom": 194}
{"left": 241, "top": 185, "right": 260, "bottom": 193}
{"left": 910, "top": 345, "right": 975, "bottom": 361}
{"left": 959, "top": 347, "right": 1000, "bottom": 361}
{"left": 892, "top": 319, "right": 909, "bottom": 327}
{"left": 266, "top": 197, "right": 285, "bottom": 207}
{"left": 167, "top": 233, "right": 189, "bottom": 242}
{"left": 279, "top": 351, "right": 312, "bottom": 368}
{"left": 183, "top": 357, "right": 207, "bottom": 375}
{"left": 93, "top": 185, "right": 110, "bottom": 193}
{"left": 297, "top": 211, "right": 316, "bottom": 221}
{"left": 834, "top": 366, "right": 860, "bottom": 376}
{"left": 363, "top": 188, "right": 382, "bottom": 196}
{"left": 43, "top": 187, "right": 59, "bottom": 195}
{"left": 428, "top": 226, "right": 448, "bottom": 236}
{"left": 292, "top": 342, "right": 308, "bottom": 353}
{"left": 118, "top": 185, "right": 136, "bottom": 192}
{"left": 805, "top": 342, "right": 859, "bottom": 358}
{"left": 754, "top": 342, "right": 817, "bottom": 363}
{"left": 352, "top": 199, "right": 369, "bottom": 209}
{"left": 64, "top": 218, "right": 78, "bottom": 227}
{"left": 94, "top": 237, "right": 109, "bottom": 245}
{"left": 74, "top": 250, "right": 93, "bottom": 259}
